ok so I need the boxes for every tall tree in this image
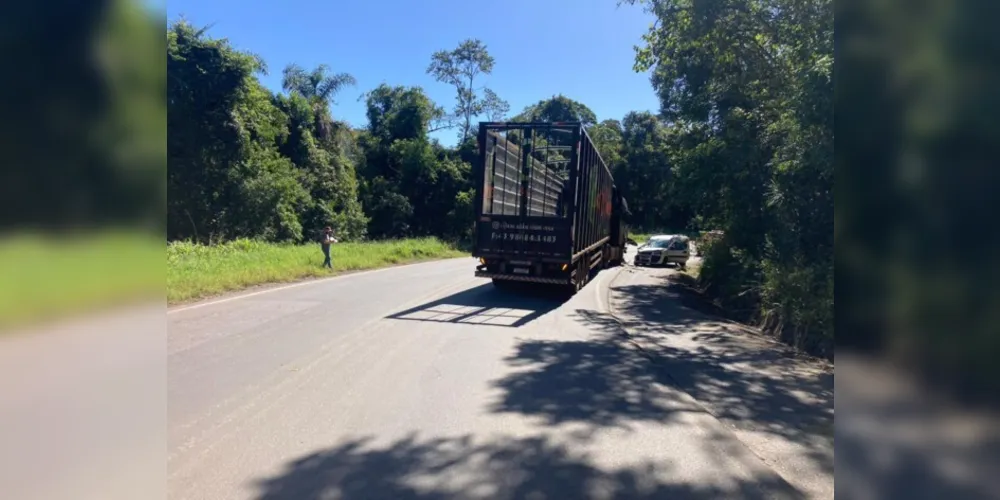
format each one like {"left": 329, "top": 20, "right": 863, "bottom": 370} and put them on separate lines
{"left": 514, "top": 95, "right": 598, "bottom": 127}
{"left": 427, "top": 39, "right": 508, "bottom": 141}
{"left": 481, "top": 88, "right": 510, "bottom": 122}
{"left": 281, "top": 63, "right": 356, "bottom": 107}
{"left": 277, "top": 63, "right": 367, "bottom": 240}
{"left": 281, "top": 63, "right": 357, "bottom": 143}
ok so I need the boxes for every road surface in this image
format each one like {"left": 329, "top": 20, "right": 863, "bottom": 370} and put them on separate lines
{"left": 167, "top": 250, "right": 833, "bottom": 499}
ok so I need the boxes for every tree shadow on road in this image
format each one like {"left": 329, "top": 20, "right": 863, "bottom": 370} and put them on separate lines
{"left": 385, "top": 283, "right": 568, "bottom": 328}
{"left": 484, "top": 268, "right": 834, "bottom": 486}
{"left": 579, "top": 274, "right": 835, "bottom": 475}
{"left": 251, "top": 433, "right": 802, "bottom": 500}
{"left": 488, "top": 328, "right": 704, "bottom": 429}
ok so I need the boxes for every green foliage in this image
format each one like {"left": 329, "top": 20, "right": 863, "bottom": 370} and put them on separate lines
{"left": 362, "top": 177, "right": 414, "bottom": 238}
{"left": 590, "top": 119, "right": 625, "bottom": 171}
{"left": 1, "top": 0, "right": 166, "bottom": 231}
{"left": 833, "top": 0, "right": 1000, "bottom": 399}
{"left": 427, "top": 39, "right": 509, "bottom": 141}
{"left": 281, "top": 63, "right": 356, "bottom": 107}
{"left": 364, "top": 84, "right": 442, "bottom": 145}
{"left": 232, "top": 145, "right": 310, "bottom": 241}
{"left": 357, "top": 84, "right": 474, "bottom": 240}
{"left": 514, "top": 95, "right": 598, "bottom": 127}
{"left": 626, "top": 0, "right": 834, "bottom": 357}
{"left": 481, "top": 88, "right": 510, "bottom": 121}
{"left": 167, "top": 21, "right": 366, "bottom": 243}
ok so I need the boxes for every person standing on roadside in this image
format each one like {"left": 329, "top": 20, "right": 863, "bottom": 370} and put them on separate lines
{"left": 320, "top": 226, "right": 338, "bottom": 269}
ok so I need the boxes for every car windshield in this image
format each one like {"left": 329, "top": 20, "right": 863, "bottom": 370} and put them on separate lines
{"left": 648, "top": 239, "right": 672, "bottom": 249}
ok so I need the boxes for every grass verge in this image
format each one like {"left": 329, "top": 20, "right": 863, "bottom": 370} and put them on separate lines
{"left": 630, "top": 233, "right": 651, "bottom": 245}
{"left": 168, "top": 237, "right": 467, "bottom": 304}
{"left": 0, "top": 230, "right": 163, "bottom": 331}
{"left": 683, "top": 258, "right": 702, "bottom": 279}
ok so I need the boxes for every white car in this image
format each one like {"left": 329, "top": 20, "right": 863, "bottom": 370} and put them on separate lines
{"left": 634, "top": 234, "right": 691, "bottom": 269}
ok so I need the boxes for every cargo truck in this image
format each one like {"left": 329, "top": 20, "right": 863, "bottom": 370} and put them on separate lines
{"left": 472, "top": 122, "right": 630, "bottom": 293}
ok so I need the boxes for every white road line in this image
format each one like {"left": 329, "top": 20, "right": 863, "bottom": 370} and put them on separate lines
{"left": 168, "top": 257, "right": 470, "bottom": 314}
{"left": 594, "top": 264, "right": 625, "bottom": 314}
{"left": 594, "top": 269, "right": 607, "bottom": 312}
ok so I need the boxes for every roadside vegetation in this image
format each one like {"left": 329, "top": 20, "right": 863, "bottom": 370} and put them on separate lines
{"left": 620, "top": 0, "right": 834, "bottom": 358}
{"left": 167, "top": 238, "right": 466, "bottom": 304}
{"left": 0, "top": 232, "right": 162, "bottom": 330}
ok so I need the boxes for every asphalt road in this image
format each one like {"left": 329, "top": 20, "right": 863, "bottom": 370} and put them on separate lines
{"left": 167, "top": 250, "right": 831, "bottom": 499}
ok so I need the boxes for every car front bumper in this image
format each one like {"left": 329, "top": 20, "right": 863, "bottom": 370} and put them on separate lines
{"left": 634, "top": 253, "right": 688, "bottom": 267}
{"left": 634, "top": 253, "right": 665, "bottom": 266}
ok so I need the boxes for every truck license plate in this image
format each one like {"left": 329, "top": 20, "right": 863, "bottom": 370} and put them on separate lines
{"left": 513, "top": 267, "right": 530, "bottom": 275}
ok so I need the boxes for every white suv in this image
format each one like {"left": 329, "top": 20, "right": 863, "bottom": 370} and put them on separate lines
{"left": 634, "top": 235, "right": 691, "bottom": 269}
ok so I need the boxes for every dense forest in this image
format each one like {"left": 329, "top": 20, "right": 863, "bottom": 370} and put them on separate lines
{"left": 167, "top": 0, "right": 833, "bottom": 356}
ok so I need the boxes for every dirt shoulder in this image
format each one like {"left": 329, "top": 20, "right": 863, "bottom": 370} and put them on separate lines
{"left": 608, "top": 265, "right": 834, "bottom": 499}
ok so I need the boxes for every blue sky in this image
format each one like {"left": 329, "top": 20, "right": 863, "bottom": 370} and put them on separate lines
{"left": 166, "top": 0, "right": 660, "bottom": 146}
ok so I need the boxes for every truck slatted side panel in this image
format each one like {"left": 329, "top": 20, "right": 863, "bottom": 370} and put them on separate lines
{"left": 527, "top": 159, "right": 563, "bottom": 217}
{"left": 483, "top": 131, "right": 523, "bottom": 216}
{"left": 483, "top": 130, "right": 566, "bottom": 218}
{"left": 571, "top": 126, "right": 613, "bottom": 259}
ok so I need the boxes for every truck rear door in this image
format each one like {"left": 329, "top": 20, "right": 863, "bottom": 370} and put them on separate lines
{"left": 474, "top": 123, "right": 577, "bottom": 260}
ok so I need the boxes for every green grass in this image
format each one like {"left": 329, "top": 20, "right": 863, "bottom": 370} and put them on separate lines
{"left": 631, "top": 233, "right": 652, "bottom": 245}
{"left": 684, "top": 258, "right": 703, "bottom": 279}
{"left": 0, "top": 230, "right": 163, "bottom": 330}
{"left": 168, "top": 237, "right": 467, "bottom": 304}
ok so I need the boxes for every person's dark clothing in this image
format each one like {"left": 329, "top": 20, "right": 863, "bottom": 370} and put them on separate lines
{"left": 320, "top": 232, "right": 336, "bottom": 268}
{"left": 321, "top": 244, "right": 332, "bottom": 268}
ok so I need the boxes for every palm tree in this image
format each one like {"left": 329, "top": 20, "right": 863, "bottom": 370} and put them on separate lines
{"left": 282, "top": 63, "right": 356, "bottom": 106}
{"left": 282, "top": 63, "right": 356, "bottom": 142}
